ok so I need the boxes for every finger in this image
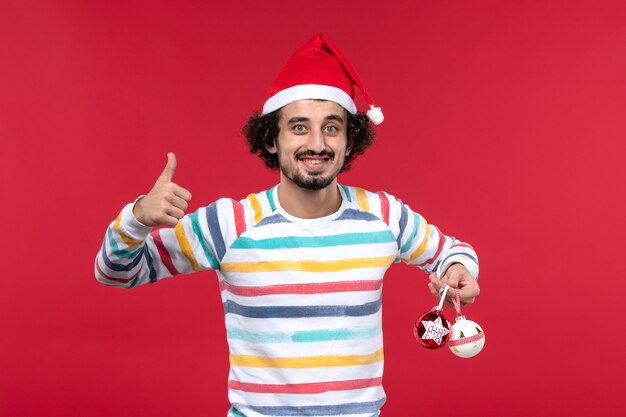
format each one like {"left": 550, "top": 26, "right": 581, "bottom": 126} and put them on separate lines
{"left": 159, "top": 152, "right": 177, "bottom": 182}
{"left": 430, "top": 274, "right": 458, "bottom": 307}
{"left": 428, "top": 273, "right": 443, "bottom": 292}
{"left": 162, "top": 215, "right": 180, "bottom": 227}
{"left": 447, "top": 276, "right": 460, "bottom": 289}
{"left": 166, "top": 206, "right": 186, "bottom": 220}
{"left": 428, "top": 283, "right": 453, "bottom": 307}
{"left": 167, "top": 194, "right": 189, "bottom": 212}
{"left": 460, "top": 284, "right": 480, "bottom": 305}
{"left": 174, "top": 185, "right": 192, "bottom": 201}
{"left": 443, "top": 267, "right": 461, "bottom": 289}
{"left": 427, "top": 282, "right": 439, "bottom": 298}
{"left": 427, "top": 275, "right": 453, "bottom": 306}
{"left": 453, "top": 276, "right": 479, "bottom": 306}
{"left": 429, "top": 272, "right": 442, "bottom": 284}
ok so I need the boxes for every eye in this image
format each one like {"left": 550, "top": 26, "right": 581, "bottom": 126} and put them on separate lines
{"left": 324, "top": 125, "right": 338, "bottom": 134}
{"left": 292, "top": 124, "right": 307, "bottom": 133}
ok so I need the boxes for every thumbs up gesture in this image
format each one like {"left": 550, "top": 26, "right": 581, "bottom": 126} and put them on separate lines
{"left": 133, "top": 153, "right": 193, "bottom": 227}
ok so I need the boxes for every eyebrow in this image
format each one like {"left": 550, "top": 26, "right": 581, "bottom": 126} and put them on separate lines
{"left": 286, "top": 114, "right": 345, "bottom": 124}
{"left": 325, "top": 114, "right": 345, "bottom": 123}
{"left": 287, "top": 116, "right": 310, "bottom": 124}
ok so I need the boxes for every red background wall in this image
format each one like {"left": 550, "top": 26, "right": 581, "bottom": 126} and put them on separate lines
{"left": 1, "top": 1, "right": 625, "bottom": 416}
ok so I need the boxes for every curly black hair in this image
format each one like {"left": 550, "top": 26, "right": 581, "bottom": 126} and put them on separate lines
{"left": 242, "top": 108, "right": 375, "bottom": 172}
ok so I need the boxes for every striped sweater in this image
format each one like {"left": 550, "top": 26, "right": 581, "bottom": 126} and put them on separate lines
{"left": 95, "top": 184, "right": 478, "bottom": 417}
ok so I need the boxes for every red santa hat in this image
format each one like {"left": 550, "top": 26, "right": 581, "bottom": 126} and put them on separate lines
{"left": 262, "top": 34, "right": 384, "bottom": 125}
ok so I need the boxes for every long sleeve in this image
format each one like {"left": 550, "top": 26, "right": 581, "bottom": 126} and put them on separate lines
{"left": 388, "top": 194, "right": 479, "bottom": 279}
{"left": 95, "top": 200, "right": 223, "bottom": 288}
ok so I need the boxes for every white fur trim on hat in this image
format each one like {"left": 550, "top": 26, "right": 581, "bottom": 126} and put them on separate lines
{"left": 262, "top": 84, "right": 357, "bottom": 115}
{"left": 366, "top": 105, "right": 384, "bottom": 125}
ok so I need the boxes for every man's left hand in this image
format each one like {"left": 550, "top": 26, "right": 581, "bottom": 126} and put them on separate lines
{"left": 427, "top": 263, "right": 480, "bottom": 308}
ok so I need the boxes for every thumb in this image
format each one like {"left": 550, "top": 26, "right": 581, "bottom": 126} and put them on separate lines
{"left": 159, "top": 152, "right": 177, "bottom": 182}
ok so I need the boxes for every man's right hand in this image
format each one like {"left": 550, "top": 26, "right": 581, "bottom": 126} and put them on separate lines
{"left": 133, "top": 152, "right": 192, "bottom": 227}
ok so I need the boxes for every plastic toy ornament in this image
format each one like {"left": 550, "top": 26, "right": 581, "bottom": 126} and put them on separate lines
{"left": 413, "top": 309, "right": 451, "bottom": 349}
{"left": 448, "top": 316, "right": 485, "bottom": 358}
{"left": 448, "top": 286, "right": 485, "bottom": 358}
{"left": 413, "top": 285, "right": 452, "bottom": 349}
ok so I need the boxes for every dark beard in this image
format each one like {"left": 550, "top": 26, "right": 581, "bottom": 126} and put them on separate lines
{"left": 280, "top": 150, "right": 342, "bottom": 191}
{"left": 283, "top": 167, "right": 336, "bottom": 190}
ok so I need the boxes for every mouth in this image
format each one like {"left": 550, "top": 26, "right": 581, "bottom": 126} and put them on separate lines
{"left": 298, "top": 157, "right": 330, "bottom": 172}
{"left": 297, "top": 153, "right": 333, "bottom": 172}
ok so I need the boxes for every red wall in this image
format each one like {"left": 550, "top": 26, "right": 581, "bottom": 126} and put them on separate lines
{"left": 2, "top": 1, "right": 625, "bottom": 416}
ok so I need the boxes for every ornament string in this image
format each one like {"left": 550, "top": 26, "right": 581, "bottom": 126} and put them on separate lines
{"left": 436, "top": 285, "right": 450, "bottom": 311}
{"left": 452, "top": 288, "right": 464, "bottom": 319}
{"left": 439, "top": 285, "right": 465, "bottom": 319}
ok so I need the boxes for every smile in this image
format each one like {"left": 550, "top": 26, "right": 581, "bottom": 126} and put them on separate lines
{"left": 298, "top": 156, "right": 331, "bottom": 171}
{"left": 302, "top": 158, "right": 325, "bottom": 165}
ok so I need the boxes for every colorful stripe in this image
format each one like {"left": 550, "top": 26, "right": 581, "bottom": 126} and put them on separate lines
{"left": 400, "top": 213, "right": 421, "bottom": 255}
{"left": 230, "top": 231, "right": 395, "bottom": 249}
{"left": 151, "top": 229, "right": 177, "bottom": 275}
{"left": 335, "top": 209, "right": 379, "bottom": 222}
{"left": 220, "top": 279, "right": 382, "bottom": 297}
{"left": 230, "top": 348, "right": 383, "bottom": 368}
{"left": 99, "top": 240, "right": 143, "bottom": 272}
{"left": 227, "top": 324, "right": 381, "bottom": 344}
{"left": 356, "top": 187, "right": 370, "bottom": 212}
{"left": 206, "top": 203, "right": 226, "bottom": 260}
{"left": 417, "top": 226, "right": 444, "bottom": 268}
{"left": 228, "top": 376, "right": 382, "bottom": 394}
{"left": 246, "top": 193, "right": 263, "bottom": 224}
{"left": 291, "top": 326, "right": 381, "bottom": 343}
{"left": 174, "top": 222, "right": 200, "bottom": 272}
{"left": 452, "top": 242, "right": 473, "bottom": 250}
{"left": 232, "top": 199, "right": 246, "bottom": 237}
{"left": 231, "top": 398, "right": 386, "bottom": 416}
{"left": 113, "top": 213, "right": 140, "bottom": 247}
{"left": 142, "top": 245, "right": 158, "bottom": 283}
{"left": 221, "top": 255, "right": 395, "bottom": 273}
{"left": 440, "top": 252, "right": 478, "bottom": 268}
{"left": 378, "top": 192, "right": 389, "bottom": 225}
{"left": 404, "top": 223, "right": 431, "bottom": 262}
{"left": 187, "top": 211, "right": 220, "bottom": 270}
{"left": 95, "top": 260, "right": 139, "bottom": 284}
{"left": 396, "top": 204, "right": 408, "bottom": 248}
{"left": 223, "top": 298, "right": 381, "bottom": 319}
{"left": 265, "top": 187, "right": 277, "bottom": 212}
{"left": 256, "top": 213, "right": 290, "bottom": 226}
{"left": 340, "top": 184, "right": 352, "bottom": 202}
{"left": 228, "top": 407, "right": 246, "bottom": 417}
{"left": 107, "top": 228, "right": 143, "bottom": 259}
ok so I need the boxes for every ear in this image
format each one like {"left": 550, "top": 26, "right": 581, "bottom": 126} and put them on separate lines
{"left": 266, "top": 139, "right": 277, "bottom": 154}
{"left": 266, "top": 110, "right": 281, "bottom": 154}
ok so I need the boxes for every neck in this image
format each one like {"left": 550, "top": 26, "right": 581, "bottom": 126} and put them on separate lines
{"left": 277, "top": 176, "right": 342, "bottom": 219}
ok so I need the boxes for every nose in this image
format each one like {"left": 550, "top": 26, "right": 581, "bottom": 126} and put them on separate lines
{"left": 307, "top": 129, "right": 326, "bottom": 153}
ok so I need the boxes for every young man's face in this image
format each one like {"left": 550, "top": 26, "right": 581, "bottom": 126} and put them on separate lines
{"left": 267, "top": 99, "right": 350, "bottom": 191}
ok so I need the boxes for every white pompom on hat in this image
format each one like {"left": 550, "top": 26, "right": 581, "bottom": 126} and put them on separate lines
{"left": 262, "top": 34, "right": 384, "bottom": 125}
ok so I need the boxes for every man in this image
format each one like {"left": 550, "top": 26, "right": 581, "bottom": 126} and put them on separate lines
{"left": 96, "top": 34, "right": 480, "bottom": 417}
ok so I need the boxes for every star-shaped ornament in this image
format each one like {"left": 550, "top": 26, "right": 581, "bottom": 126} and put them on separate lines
{"left": 414, "top": 309, "right": 451, "bottom": 349}
{"left": 421, "top": 316, "right": 450, "bottom": 345}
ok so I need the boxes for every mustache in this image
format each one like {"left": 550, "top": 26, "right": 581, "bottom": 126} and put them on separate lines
{"left": 295, "top": 150, "right": 335, "bottom": 160}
